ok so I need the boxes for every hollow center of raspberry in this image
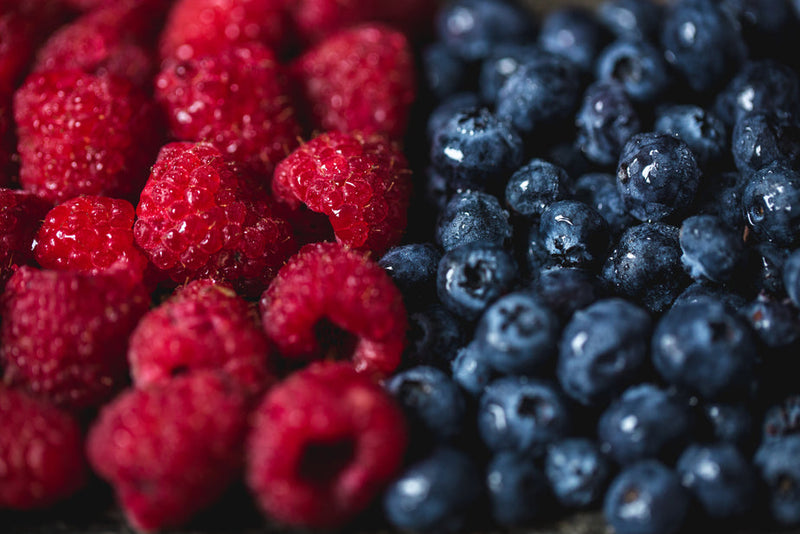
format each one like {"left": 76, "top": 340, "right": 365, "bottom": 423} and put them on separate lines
{"left": 298, "top": 439, "right": 356, "bottom": 484}
{"left": 314, "top": 319, "right": 358, "bottom": 361}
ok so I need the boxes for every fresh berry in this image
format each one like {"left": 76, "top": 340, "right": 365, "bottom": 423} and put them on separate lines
{"left": 544, "top": 438, "right": 612, "bottom": 508}
{"left": 451, "top": 342, "right": 496, "bottom": 397}
{"left": 379, "top": 243, "right": 442, "bottom": 309}
{"left": 714, "top": 60, "right": 800, "bottom": 126}
{"left": 574, "top": 172, "right": 634, "bottom": 237}
{"left": 754, "top": 435, "right": 800, "bottom": 525}
{"left": 538, "top": 200, "right": 610, "bottom": 269}
{"left": 532, "top": 267, "right": 603, "bottom": 320}
{"left": 0, "top": 189, "right": 50, "bottom": 286}
{"left": 426, "top": 92, "right": 481, "bottom": 142}
{"left": 576, "top": 80, "right": 641, "bottom": 167}
{"left": 732, "top": 111, "right": 800, "bottom": 177}
{"left": 436, "top": 191, "right": 512, "bottom": 251}
{"left": 539, "top": 7, "right": 608, "bottom": 72}
{"left": 598, "top": 0, "right": 663, "bottom": 42}
{"left": 505, "top": 159, "right": 571, "bottom": 219}
{"left": 595, "top": 38, "right": 671, "bottom": 103}
{"left": 288, "top": 0, "right": 380, "bottom": 43}
{"left": 0, "top": 101, "right": 16, "bottom": 187}
{"left": 742, "top": 294, "right": 800, "bottom": 348}
{"left": 487, "top": 452, "right": 552, "bottom": 526}
{"left": 742, "top": 162, "right": 800, "bottom": 247}
{"left": 404, "top": 305, "right": 465, "bottom": 367}
{"left": 679, "top": 214, "right": 744, "bottom": 283}
{"left": 478, "top": 44, "right": 539, "bottom": 105}
{"left": 654, "top": 105, "right": 728, "bottom": 169}
{"left": 0, "top": 11, "right": 36, "bottom": 95}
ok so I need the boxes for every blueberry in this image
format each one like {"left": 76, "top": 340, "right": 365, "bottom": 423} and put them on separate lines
{"left": 405, "top": 305, "right": 466, "bottom": 367}
{"left": 595, "top": 39, "right": 670, "bottom": 103}
{"left": 479, "top": 44, "right": 539, "bottom": 105}
{"left": 732, "top": 111, "right": 800, "bottom": 177}
{"left": 743, "top": 162, "right": 800, "bottom": 246}
{"left": 383, "top": 447, "right": 484, "bottom": 533}
{"left": 474, "top": 291, "right": 559, "bottom": 375}
{"left": 525, "top": 225, "right": 558, "bottom": 275}
{"left": 763, "top": 396, "right": 800, "bottom": 442}
{"left": 545, "top": 438, "right": 612, "bottom": 508}
{"left": 486, "top": 452, "right": 552, "bottom": 526}
{"left": 715, "top": 60, "right": 800, "bottom": 126}
{"left": 784, "top": 248, "right": 800, "bottom": 307}
{"left": 617, "top": 133, "right": 701, "bottom": 222}
{"left": 573, "top": 172, "right": 635, "bottom": 236}
{"left": 671, "top": 281, "right": 747, "bottom": 311}
{"left": 539, "top": 8, "right": 609, "bottom": 72}
{"left": 703, "top": 402, "right": 754, "bottom": 450}
{"left": 604, "top": 461, "right": 690, "bottom": 534}
{"left": 547, "top": 142, "right": 593, "bottom": 181}
{"left": 558, "top": 298, "right": 652, "bottom": 406}
{"left": 654, "top": 105, "right": 728, "bottom": 169}
{"left": 754, "top": 435, "right": 800, "bottom": 525}
{"left": 436, "top": 191, "right": 512, "bottom": 251}
{"left": 602, "top": 223, "right": 689, "bottom": 313}
{"left": 478, "top": 377, "right": 571, "bottom": 457}
{"left": 538, "top": 200, "right": 610, "bottom": 269}
{"left": 451, "top": 342, "right": 495, "bottom": 396}
{"left": 679, "top": 215, "right": 744, "bottom": 283}
{"left": 576, "top": 81, "right": 641, "bottom": 167}
{"left": 652, "top": 298, "right": 757, "bottom": 400}
{"left": 423, "top": 43, "right": 469, "bottom": 101}
{"left": 598, "top": 0, "right": 664, "bottom": 42}
{"left": 504, "top": 159, "right": 571, "bottom": 219}
{"left": 380, "top": 243, "right": 442, "bottom": 308}
{"left": 431, "top": 107, "right": 524, "bottom": 192}
{"left": 532, "top": 267, "right": 603, "bottom": 321}
{"left": 427, "top": 93, "right": 482, "bottom": 141}
{"left": 598, "top": 384, "right": 693, "bottom": 464}
{"left": 754, "top": 242, "right": 791, "bottom": 296}
{"left": 742, "top": 294, "right": 800, "bottom": 348}
{"left": 694, "top": 171, "right": 746, "bottom": 230}
{"left": 437, "top": 241, "right": 518, "bottom": 321}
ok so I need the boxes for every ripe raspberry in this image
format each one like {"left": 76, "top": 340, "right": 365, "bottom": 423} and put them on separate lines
{"left": 33, "top": 195, "right": 149, "bottom": 281}
{"left": 128, "top": 279, "right": 274, "bottom": 397}
{"left": 0, "top": 102, "right": 17, "bottom": 187}
{"left": 246, "top": 361, "right": 408, "bottom": 528}
{"left": 134, "top": 142, "right": 296, "bottom": 297}
{"left": 13, "top": 70, "right": 162, "bottom": 204}
{"left": 292, "top": 24, "right": 416, "bottom": 139}
{"left": 160, "top": 0, "right": 290, "bottom": 61}
{"left": 260, "top": 242, "right": 407, "bottom": 377}
{"left": 1, "top": 267, "right": 151, "bottom": 410}
{"left": 0, "top": 387, "right": 86, "bottom": 510}
{"left": 155, "top": 43, "right": 300, "bottom": 180}
{"left": 0, "top": 189, "right": 51, "bottom": 287}
{"left": 87, "top": 372, "right": 248, "bottom": 532}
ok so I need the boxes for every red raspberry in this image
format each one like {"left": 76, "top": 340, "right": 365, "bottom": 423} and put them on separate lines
{"left": 0, "top": 267, "right": 151, "bottom": 410}
{"left": 291, "top": 24, "right": 416, "bottom": 139}
{"left": 155, "top": 43, "right": 301, "bottom": 180}
{"left": 273, "top": 131, "right": 411, "bottom": 254}
{"left": 0, "top": 189, "right": 51, "bottom": 287}
{"left": 259, "top": 242, "right": 407, "bottom": 377}
{"left": 87, "top": 372, "right": 248, "bottom": 532}
{"left": 0, "top": 102, "right": 17, "bottom": 187}
{"left": 33, "top": 195, "right": 149, "bottom": 282}
{"left": 160, "top": 0, "right": 290, "bottom": 62}
{"left": 134, "top": 142, "right": 296, "bottom": 297}
{"left": 128, "top": 279, "right": 274, "bottom": 397}
{"left": 13, "top": 70, "right": 162, "bottom": 204}
{"left": 0, "top": 387, "right": 86, "bottom": 510}
{"left": 246, "top": 361, "right": 407, "bottom": 528}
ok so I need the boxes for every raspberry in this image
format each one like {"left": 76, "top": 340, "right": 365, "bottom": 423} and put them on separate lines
{"left": 33, "top": 195, "right": 149, "bottom": 281}
{"left": 134, "top": 142, "right": 297, "bottom": 297}
{"left": 259, "top": 242, "right": 407, "bottom": 377}
{"left": 0, "top": 267, "right": 151, "bottom": 410}
{"left": 0, "top": 102, "right": 16, "bottom": 187}
{"left": 87, "top": 372, "right": 248, "bottom": 532}
{"left": 246, "top": 361, "right": 407, "bottom": 528}
{"left": 128, "top": 279, "right": 275, "bottom": 397}
{"left": 159, "top": 0, "right": 290, "bottom": 61}
{"left": 13, "top": 70, "right": 162, "bottom": 204}
{"left": 0, "top": 11, "right": 36, "bottom": 95}
{"left": 0, "top": 189, "right": 51, "bottom": 287}
{"left": 0, "top": 387, "right": 86, "bottom": 510}
{"left": 292, "top": 24, "right": 416, "bottom": 139}
{"left": 273, "top": 131, "right": 411, "bottom": 254}
{"left": 155, "top": 43, "right": 301, "bottom": 180}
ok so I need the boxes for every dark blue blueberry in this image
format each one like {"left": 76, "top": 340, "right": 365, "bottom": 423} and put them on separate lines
{"left": 654, "top": 105, "right": 728, "bottom": 169}
{"left": 715, "top": 60, "right": 800, "bottom": 126}
{"left": 478, "top": 377, "right": 571, "bottom": 457}
{"left": 753, "top": 242, "right": 791, "bottom": 296}
{"left": 595, "top": 39, "right": 670, "bottom": 103}
{"left": 539, "top": 8, "right": 608, "bottom": 72}
{"left": 695, "top": 171, "right": 746, "bottom": 230}
{"left": 660, "top": 0, "right": 745, "bottom": 94}
{"left": 479, "top": 44, "right": 539, "bottom": 104}
{"left": 547, "top": 142, "right": 593, "bottom": 181}
{"left": 545, "top": 438, "right": 612, "bottom": 508}
{"left": 486, "top": 452, "right": 552, "bottom": 526}
{"left": 383, "top": 447, "right": 484, "bottom": 533}
{"left": 525, "top": 226, "right": 558, "bottom": 276}
{"left": 671, "top": 282, "right": 747, "bottom": 311}
{"left": 617, "top": 133, "right": 701, "bottom": 222}
{"left": 743, "top": 162, "right": 800, "bottom": 247}
{"left": 784, "top": 249, "right": 800, "bottom": 307}
{"left": 380, "top": 244, "right": 442, "bottom": 308}
{"left": 386, "top": 366, "right": 466, "bottom": 443}
{"left": 763, "top": 396, "right": 800, "bottom": 442}
{"left": 604, "top": 461, "right": 690, "bottom": 534}
{"left": 451, "top": 342, "right": 495, "bottom": 396}
{"left": 437, "top": 241, "right": 518, "bottom": 321}
{"left": 597, "top": 384, "right": 693, "bottom": 464}
{"left": 538, "top": 200, "right": 610, "bottom": 269}
{"left": 703, "top": 402, "right": 754, "bottom": 450}
{"left": 576, "top": 81, "right": 641, "bottom": 167}
{"left": 405, "top": 305, "right": 466, "bottom": 367}
{"left": 598, "top": 0, "right": 664, "bottom": 42}
{"left": 574, "top": 172, "right": 635, "bottom": 237}
{"left": 504, "top": 159, "right": 571, "bottom": 219}
{"left": 679, "top": 215, "right": 744, "bottom": 283}
{"left": 532, "top": 267, "right": 603, "bottom": 321}
{"left": 436, "top": 191, "right": 512, "bottom": 251}
{"left": 732, "top": 111, "right": 800, "bottom": 177}
{"left": 423, "top": 43, "right": 469, "bottom": 101}
{"left": 426, "top": 93, "right": 482, "bottom": 141}
{"left": 601, "top": 223, "right": 689, "bottom": 313}
{"left": 651, "top": 298, "right": 757, "bottom": 400}
{"left": 677, "top": 443, "right": 757, "bottom": 519}
{"left": 754, "top": 435, "right": 800, "bottom": 525}
{"left": 742, "top": 294, "right": 800, "bottom": 348}
{"left": 496, "top": 54, "right": 582, "bottom": 136}
{"left": 430, "top": 107, "right": 524, "bottom": 192}
{"left": 558, "top": 298, "right": 652, "bottom": 406}
{"left": 474, "top": 292, "right": 559, "bottom": 375}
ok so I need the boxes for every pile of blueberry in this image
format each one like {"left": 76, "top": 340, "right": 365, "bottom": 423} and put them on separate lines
{"left": 378, "top": 0, "right": 800, "bottom": 532}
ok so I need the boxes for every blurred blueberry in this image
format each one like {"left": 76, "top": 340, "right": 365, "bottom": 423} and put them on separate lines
{"left": 505, "top": 159, "right": 571, "bottom": 219}
{"left": 784, "top": 249, "right": 800, "bottom": 307}
{"left": 598, "top": 0, "right": 664, "bottom": 42}
{"left": 671, "top": 281, "right": 747, "bottom": 312}
{"left": 753, "top": 242, "right": 791, "bottom": 296}
{"left": 654, "top": 105, "right": 728, "bottom": 169}
{"left": 533, "top": 267, "right": 603, "bottom": 321}
{"left": 732, "top": 111, "right": 800, "bottom": 177}
{"left": 423, "top": 43, "right": 469, "bottom": 100}
{"left": 427, "top": 93, "right": 482, "bottom": 141}
{"left": 742, "top": 294, "right": 800, "bottom": 348}
{"left": 479, "top": 44, "right": 539, "bottom": 104}
{"left": 539, "top": 8, "right": 609, "bottom": 72}
{"left": 451, "top": 342, "right": 495, "bottom": 396}
{"left": 743, "top": 163, "right": 800, "bottom": 247}
{"left": 703, "top": 402, "right": 754, "bottom": 450}
{"left": 574, "top": 172, "right": 635, "bottom": 237}
{"left": 679, "top": 215, "right": 744, "bottom": 283}
{"left": 754, "top": 435, "right": 800, "bottom": 526}
{"left": 576, "top": 81, "right": 641, "bottom": 167}
{"left": 595, "top": 39, "right": 670, "bottom": 103}
{"left": 763, "top": 396, "right": 800, "bottom": 442}
{"left": 487, "top": 452, "right": 552, "bottom": 526}
{"left": 715, "top": 59, "right": 800, "bottom": 126}
{"left": 405, "top": 305, "right": 465, "bottom": 366}
{"left": 380, "top": 243, "right": 442, "bottom": 308}
{"left": 545, "top": 438, "right": 612, "bottom": 508}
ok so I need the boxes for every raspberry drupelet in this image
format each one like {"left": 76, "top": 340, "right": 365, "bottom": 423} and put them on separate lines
{"left": 0, "top": 189, "right": 51, "bottom": 287}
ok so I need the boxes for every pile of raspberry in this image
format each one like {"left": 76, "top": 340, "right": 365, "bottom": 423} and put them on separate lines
{"left": 4, "top": 1, "right": 800, "bottom": 534}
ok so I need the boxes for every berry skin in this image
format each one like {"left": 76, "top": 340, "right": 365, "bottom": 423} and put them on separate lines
{"left": 574, "top": 172, "right": 634, "bottom": 237}
{"left": 273, "top": 131, "right": 411, "bottom": 255}
{"left": 436, "top": 191, "right": 512, "bottom": 252}
{"left": 128, "top": 280, "right": 274, "bottom": 397}
{"left": 532, "top": 267, "right": 603, "bottom": 320}
{"left": 595, "top": 39, "right": 670, "bottom": 104}
{"left": 0, "top": 387, "right": 86, "bottom": 510}
{"left": 732, "top": 112, "right": 800, "bottom": 177}
{"left": 576, "top": 80, "right": 641, "bottom": 167}
{"left": 247, "top": 362, "right": 407, "bottom": 529}
{"left": 538, "top": 200, "right": 610, "bottom": 269}
{"left": 451, "top": 342, "right": 495, "bottom": 397}
{"left": 505, "top": 159, "right": 571, "bottom": 220}
{"left": 0, "top": 189, "right": 51, "bottom": 287}
{"left": 754, "top": 435, "right": 800, "bottom": 525}
{"left": 13, "top": 71, "right": 162, "bottom": 204}
{"left": 156, "top": 43, "right": 301, "bottom": 180}
{"left": 478, "top": 45, "right": 540, "bottom": 105}
{"left": 426, "top": 92, "right": 481, "bottom": 142}
{"left": 654, "top": 105, "right": 728, "bottom": 170}
{"left": 34, "top": 196, "right": 148, "bottom": 281}
{"left": 134, "top": 142, "right": 296, "bottom": 297}
{"left": 379, "top": 243, "right": 442, "bottom": 309}
{"left": 544, "top": 438, "right": 612, "bottom": 508}
{"left": 292, "top": 24, "right": 416, "bottom": 139}
{"left": 742, "top": 162, "right": 800, "bottom": 247}
{"left": 87, "top": 372, "right": 249, "bottom": 532}
{"left": 487, "top": 452, "right": 552, "bottom": 526}
{"left": 260, "top": 242, "right": 407, "bottom": 378}
{"left": 679, "top": 214, "right": 744, "bottom": 283}
{"left": 714, "top": 60, "right": 800, "bottom": 126}
{"left": 1, "top": 267, "right": 150, "bottom": 411}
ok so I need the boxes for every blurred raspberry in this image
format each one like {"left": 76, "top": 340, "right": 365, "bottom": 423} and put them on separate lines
{"left": 246, "top": 361, "right": 407, "bottom": 528}
{"left": 260, "top": 242, "right": 407, "bottom": 377}
{"left": 0, "top": 101, "right": 17, "bottom": 186}
{"left": 0, "top": 189, "right": 51, "bottom": 287}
